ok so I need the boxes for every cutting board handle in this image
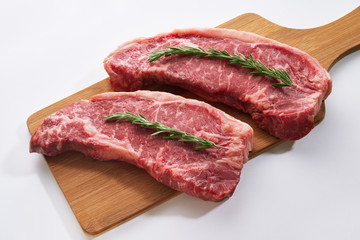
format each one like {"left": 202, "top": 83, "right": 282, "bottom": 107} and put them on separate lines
{"left": 308, "top": 6, "right": 360, "bottom": 70}
{"left": 219, "top": 7, "right": 360, "bottom": 71}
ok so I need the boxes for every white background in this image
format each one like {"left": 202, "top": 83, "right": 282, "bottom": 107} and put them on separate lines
{"left": 1, "top": 1, "right": 359, "bottom": 239}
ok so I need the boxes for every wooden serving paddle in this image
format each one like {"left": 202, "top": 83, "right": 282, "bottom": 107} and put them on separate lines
{"left": 27, "top": 7, "right": 360, "bottom": 236}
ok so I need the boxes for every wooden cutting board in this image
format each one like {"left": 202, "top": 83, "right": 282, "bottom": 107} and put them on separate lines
{"left": 27, "top": 7, "right": 360, "bottom": 236}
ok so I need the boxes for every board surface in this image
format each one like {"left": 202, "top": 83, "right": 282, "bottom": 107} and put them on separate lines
{"left": 27, "top": 7, "right": 360, "bottom": 236}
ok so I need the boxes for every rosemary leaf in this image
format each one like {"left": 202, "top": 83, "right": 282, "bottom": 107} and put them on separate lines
{"left": 104, "top": 112, "right": 228, "bottom": 151}
{"left": 148, "top": 46, "right": 295, "bottom": 87}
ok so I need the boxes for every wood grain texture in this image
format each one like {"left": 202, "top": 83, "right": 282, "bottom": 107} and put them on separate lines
{"left": 27, "top": 7, "right": 360, "bottom": 236}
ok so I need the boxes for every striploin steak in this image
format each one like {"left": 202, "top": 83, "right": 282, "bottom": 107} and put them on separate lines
{"left": 104, "top": 28, "right": 332, "bottom": 140}
{"left": 30, "top": 91, "right": 253, "bottom": 201}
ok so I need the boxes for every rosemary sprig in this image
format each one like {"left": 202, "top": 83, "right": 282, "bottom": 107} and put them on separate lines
{"left": 104, "top": 112, "right": 228, "bottom": 151}
{"left": 148, "top": 46, "right": 295, "bottom": 87}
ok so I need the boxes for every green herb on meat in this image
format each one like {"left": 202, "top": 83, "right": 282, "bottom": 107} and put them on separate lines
{"left": 148, "top": 46, "right": 295, "bottom": 87}
{"left": 104, "top": 112, "right": 228, "bottom": 150}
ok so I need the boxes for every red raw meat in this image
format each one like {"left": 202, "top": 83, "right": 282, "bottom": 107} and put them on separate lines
{"left": 30, "top": 91, "right": 253, "bottom": 201}
{"left": 104, "top": 28, "right": 332, "bottom": 140}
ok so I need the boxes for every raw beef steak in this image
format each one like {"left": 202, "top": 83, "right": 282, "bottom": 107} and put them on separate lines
{"left": 30, "top": 91, "right": 253, "bottom": 201}
{"left": 104, "top": 28, "right": 332, "bottom": 140}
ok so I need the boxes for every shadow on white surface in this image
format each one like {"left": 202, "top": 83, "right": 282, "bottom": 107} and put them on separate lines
{"left": 2, "top": 123, "right": 46, "bottom": 177}
{"left": 145, "top": 192, "right": 223, "bottom": 219}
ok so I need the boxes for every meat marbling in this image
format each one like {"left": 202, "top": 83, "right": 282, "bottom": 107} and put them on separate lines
{"left": 104, "top": 28, "right": 332, "bottom": 140}
{"left": 30, "top": 91, "right": 253, "bottom": 201}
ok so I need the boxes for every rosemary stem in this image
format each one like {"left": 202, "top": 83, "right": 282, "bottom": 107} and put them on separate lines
{"left": 148, "top": 46, "right": 295, "bottom": 87}
{"left": 104, "top": 112, "right": 228, "bottom": 151}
